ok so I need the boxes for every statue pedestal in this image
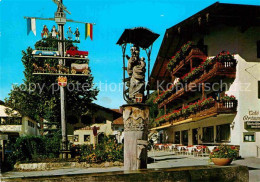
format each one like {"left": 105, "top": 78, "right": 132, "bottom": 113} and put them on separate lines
{"left": 122, "top": 104, "right": 149, "bottom": 171}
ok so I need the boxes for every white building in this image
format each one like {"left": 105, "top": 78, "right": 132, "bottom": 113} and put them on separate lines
{"left": 0, "top": 105, "right": 39, "bottom": 140}
{"left": 149, "top": 3, "right": 260, "bottom": 158}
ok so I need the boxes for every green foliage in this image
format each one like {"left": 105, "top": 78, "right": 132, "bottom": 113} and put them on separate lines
{"left": 209, "top": 145, "right": 239, "bottom": 159}
{"left": 77, "top": 136, "right": 123, "bottom": 163}
{"left": 146, "top": 91, "right": 161, "bottom": 128}
{"left": 5, "top": 132, "right": 61, "bottom": 167}
{"left": 167, "top": 41, "right": 194, "bottom": 71}
{"left": 5, "top": 39, "right": 99, "bottom": 131}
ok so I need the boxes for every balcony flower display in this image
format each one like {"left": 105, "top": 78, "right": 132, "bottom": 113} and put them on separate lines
{"left": 154, "top": 50, "right": 237, "bottom": 104}
{"left": 155, "top": 97, "right": 215, "bottom": 123}
{"left": 209, "top": 145, "right": 239, "bottom": 166}
{"left": 213, "top": 51, "right": 236, "bottom": 63}
{"left": 167, "top": 41, "right": 194, "bottom": 71}
{"left": 181, "top": 65, "right": 204, "bottom": 83}
{"left": 153, "top": 82, "right": 182, "bottom": 104}
{"left": 221, "top": 94, "right": 236, "bottom": 101}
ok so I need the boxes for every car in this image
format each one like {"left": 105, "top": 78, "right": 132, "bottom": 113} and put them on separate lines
{"left": 32, "top": 50, "right": 59, "bottom": 56}
{"left": 66, "top": 46, "right": 88, "bottom": 58}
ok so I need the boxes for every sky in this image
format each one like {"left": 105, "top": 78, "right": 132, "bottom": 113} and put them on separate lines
{"left": 0, "top": 0, "right": 260, "bottom": 109}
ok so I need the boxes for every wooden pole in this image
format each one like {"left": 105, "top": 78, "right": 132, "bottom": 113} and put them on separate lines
{"left": 57, "top": 0, "right": 68, "bottom": 159}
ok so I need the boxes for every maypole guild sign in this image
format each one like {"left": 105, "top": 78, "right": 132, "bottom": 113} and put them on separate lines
{"left": 243, "top": 110, "right": 260, "bottom": 130}
{"left": 58, "top": 76, "right": 67, "bottom": 87}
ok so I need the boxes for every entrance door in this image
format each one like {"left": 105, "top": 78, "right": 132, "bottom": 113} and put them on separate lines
{"left": 182, "top": 130, "right": 188, "bottom": 146}
{"left": 192, "top": 128, "right": 198, "bottom": 145}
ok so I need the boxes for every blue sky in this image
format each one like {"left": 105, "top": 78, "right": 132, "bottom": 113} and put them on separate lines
{"left": 0, "top": 0, "right": 259, "bottom": 109}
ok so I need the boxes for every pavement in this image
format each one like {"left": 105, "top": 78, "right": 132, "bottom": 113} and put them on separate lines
{"left": 1, "top": 151, "right": 260, "bottom": 181}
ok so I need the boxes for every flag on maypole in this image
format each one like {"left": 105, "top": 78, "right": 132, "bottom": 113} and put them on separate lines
{"left": 26, "top": 18, "right": 36, "bottom": 36}
{"left": 85, "top": 23, "right": 93, "bottom": 40}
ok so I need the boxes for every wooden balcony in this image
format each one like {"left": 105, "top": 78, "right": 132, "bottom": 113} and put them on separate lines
{"left": 159, "top": 100, "right": 237, "bottom": 127}
{"left": 158, "top": 61, "right": 236, "bottom": 109}
{"left": 172, "top": 46, "right": 207, "bottom": 77}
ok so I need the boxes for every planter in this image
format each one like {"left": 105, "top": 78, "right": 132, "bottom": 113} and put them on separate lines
{"left": 211, "top": 158, "right": 233, "bottom": 166}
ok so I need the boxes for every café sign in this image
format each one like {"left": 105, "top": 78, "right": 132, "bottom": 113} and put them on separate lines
{"left": 244, "top": 110, "right": 260, "bottom": 130}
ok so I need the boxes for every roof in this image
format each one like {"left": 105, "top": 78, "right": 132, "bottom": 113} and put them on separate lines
{"left": 0, "top": 105, "right": 20, "bottom": 117}
{"left": 113, "top": 116, "right": 123, "bottom": 125}
{"left": 116, "top": 27, "right": 160, "bottom": 49}
{"left": 88, "top": 103, "right": 122, "bottom": 118}
{"left": 111, "top": 109, "right": 121, "bottom": 114}
{"left": 149, "top": 2, "right": 260, "bottom": 89}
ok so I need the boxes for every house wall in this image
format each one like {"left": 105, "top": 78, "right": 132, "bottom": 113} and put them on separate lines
{"left": 225, "top": 55, "right": 260, "bottom": 158}
{"left": 0, "top": 116, "right": 39, "bottom": 137}
{"left": 21, "top": 116, "right": 39, "bottom": 136}
{"left": 164, "top": 55, "right": 260, "bottom": 158}
{"left": 204, "top": 25, "right": 260, "bottom": 63}
{"left": 166, "top": 114, "right": 235, "bottom": 145}
{"left": 112, "top": 124, "right": 124, "bottom": 143}
{"left": 73, "top": 120, "right": 114, "bottom": 145}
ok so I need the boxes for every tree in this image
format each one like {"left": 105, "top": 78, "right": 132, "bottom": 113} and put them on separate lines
{"left": 5, "top": 38, "right": 99, "bottom": 133}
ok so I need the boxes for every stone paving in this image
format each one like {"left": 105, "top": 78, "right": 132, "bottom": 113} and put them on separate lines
{"left": 1, "top": 151, "right": 260, "bottom": 182}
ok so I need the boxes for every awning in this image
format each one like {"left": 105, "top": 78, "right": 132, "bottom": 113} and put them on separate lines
{"left": 150, "top": 113, "right": 218, "bottom": 131}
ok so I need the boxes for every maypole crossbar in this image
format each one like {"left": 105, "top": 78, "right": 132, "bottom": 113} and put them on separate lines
{"left": 24, "top": 16, "right": 96, "bottom": 25}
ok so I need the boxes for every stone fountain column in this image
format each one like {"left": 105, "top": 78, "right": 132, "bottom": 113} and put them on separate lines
{"left": 122, "top": 104, "right": 149, "bottom": 171}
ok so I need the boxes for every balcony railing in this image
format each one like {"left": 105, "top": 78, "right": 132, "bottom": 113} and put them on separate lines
{"left": 158, "top": 61, "right": 236, "bottom": 108}
{"left": 172, "top": 47, "right": 207, "bottom": 77}
{"left": 155, "top": 100, "right": 237, "bottom": 126}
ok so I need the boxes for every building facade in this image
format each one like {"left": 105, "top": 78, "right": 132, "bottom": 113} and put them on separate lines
{"left": 68, "top": 105, "right": 122, "bottom": 145}
{"left": 0, "top": 105, "right": 39, "bottom": 140}
{"left": 149, "top": 3, "right": 260, "bottom": 158}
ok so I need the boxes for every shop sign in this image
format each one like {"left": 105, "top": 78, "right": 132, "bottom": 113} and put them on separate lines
{"left": 243, "top": 110, "right": 260, "bottom": 130}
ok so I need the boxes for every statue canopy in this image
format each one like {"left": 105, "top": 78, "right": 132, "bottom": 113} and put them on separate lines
{"left": 116, "top": 27, "right": 159, "bottom": 49}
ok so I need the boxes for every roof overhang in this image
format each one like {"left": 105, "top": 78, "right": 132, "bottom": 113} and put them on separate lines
{"left": 149, "top": 2, "right": 260, "bottom": 89}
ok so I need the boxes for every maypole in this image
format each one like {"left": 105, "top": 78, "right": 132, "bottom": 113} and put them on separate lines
{"left": 25, "top": 0, "right": 95, "bottom": 158}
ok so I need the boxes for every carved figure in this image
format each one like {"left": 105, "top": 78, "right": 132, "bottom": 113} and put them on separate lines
{"left": 74, "top": 27, "right": 80, "bottom": 41}
{"left": 45, "top": 63, "right": 57, "bottom": 73}
{"left": 41, "top": 25, "right": 49, "bottom": 39}
{"left": 126, "top": 46, "right": 146, "bottom": 102}
{"left": 57, "top": 64, "right": 69, "bottom": 74}
{"left": 51, "top": 25, "right": 58, "bottom": 39}
{"left": 71, "top": 63, "right": 89, "bottom": 75}
{"left": 67, "top": 26, "right": 73, "bottom": 40}
{"left": 33, "top": 63, "right": 44, "bottom": 73}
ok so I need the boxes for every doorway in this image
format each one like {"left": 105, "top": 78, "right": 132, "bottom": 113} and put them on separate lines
{"left": 192, "top": 128, "right": 198, "bottom": 145}
{"left": 182, "top": 130, "right": 188, "bottom": 146}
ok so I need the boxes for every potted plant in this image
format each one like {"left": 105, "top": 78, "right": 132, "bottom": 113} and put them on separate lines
{"left": 209, "top": 145, "right": 239, "bottom": 166}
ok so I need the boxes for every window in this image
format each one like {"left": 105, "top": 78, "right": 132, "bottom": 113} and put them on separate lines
{"left": 175, "top": 131, "right": 180, "bottom": 144}
{"left": 115, "top": 126, "right": 119, "bottom": 130}
{"left": 84, "top": 135, "right": 90, "bottom": 142}
{"left": 28, "top": 120, "right": 34, "bottom": 128}
{"left": 243, "top": 132, "right": 255, "bottom": 142}
{"left": 216, "top": 124, "right": 230, "bottom": 142}
{"left": 202, "top": 126, "right": 214, "bottom": 143}
{"left": 74, "top": 135, "right": 79, "bottom": 142}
